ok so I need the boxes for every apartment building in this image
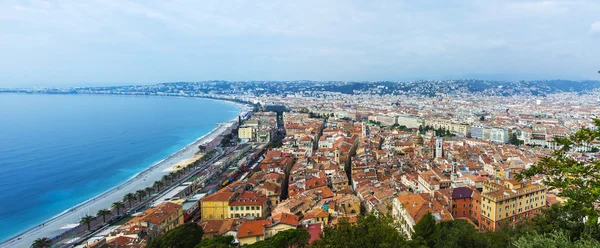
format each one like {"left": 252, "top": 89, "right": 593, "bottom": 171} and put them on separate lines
{"left": 480, "top": 180, "right": 547, "bottom": 231}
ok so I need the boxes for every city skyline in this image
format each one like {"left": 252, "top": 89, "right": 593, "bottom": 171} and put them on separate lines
{"left": 1, "top": 0, "right": 600, "bottom": 87}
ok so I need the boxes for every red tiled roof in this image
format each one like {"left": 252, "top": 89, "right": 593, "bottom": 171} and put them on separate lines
{"left": 237, "top": 220, "right": 271, "bottom": 238}
{"left": 229, "top": 191, "right": 267, "bottom": 206}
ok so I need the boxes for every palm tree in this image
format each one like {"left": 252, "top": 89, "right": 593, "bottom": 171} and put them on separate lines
{"left": 153, "top": 181, "right": 164, "bottom": 191}
{"left": 162, "top": 175, "right": 170, "bottom": 184}
{"left": 80, "top": 215, "right": 94, "bottom": 231}
{"left": 169, "top": 171, "right": 177, "bottom": 182}
{"left": 145, "top": 186, "right": 154, "bottom": 196}
{"left": 135, "top": 190, "right": 146, "bottom": 201}
{"left": 31, "top": 237, "right": 52, "bottom": 248}
{"left": 112, "top": 201, "right": 125, "bottom": 215}
{"left": 123, "top": 193, "right": 136, "bottom": 208}
{"left": 97, "top": 209, "right": 111, "bottom": 223}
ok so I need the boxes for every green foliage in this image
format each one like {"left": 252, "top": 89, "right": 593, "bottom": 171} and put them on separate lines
{"left": 512, "top": 230, "right": 600, "bottom": 248}
{"left": 428, "top": 220, "right": 489, "bottom": 248}
{"left": 367, "top": 120, "right": 383, "bottom": 127}
{"left": 512, "top": 204, "right": 600, "bottom": 242}
{"left": 246, "top": 229, "right": 310, "bottom": 248}
{"left": 31, "top": 237, "right": 52, "bottom": 248}
{"left": 517, "top": 119, "right": 600, "bottom": 222}
{"left": 412, "top": 212, "right": 436, "bottom": 247}
{"left": 112, "top": 201, "right": 125, "bottom": 215}
{"left": 312, "top": 212, "right": 407, "bottom": 248}
{"left": 97, "top": 208, "right": 111, "bottom": 223}
{"left": 509, "top": 132, "right": 523, "bottom": 146}
{"left": 391, "top": 124, "right": 412, "bottom": 132}
{"left": 147, "top": 222, "right": 204, "bottom": 248}
{"left": 80, "top": 215, "right": 94, "bottom": 231}
{"left": 195, "top": 235, "right": 234, "bottom": 248}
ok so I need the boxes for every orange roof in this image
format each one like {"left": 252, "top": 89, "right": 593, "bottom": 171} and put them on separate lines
{"left": 199, "top": 220, "right": 224, "bottom": 234}
{"left": 237, "top": 220, "right": 271, "bottom": 238}
{"left": 272, "top": 213, "right": 300, "bottom": 226}
{"left": 229, "top": 191, "right": 267, "bottom": 206}
{"left": 126, "top": 202, "right": 182, "bottom": 227}
{"left": 396, "top": 193, "right": 452, "bottom": 223}
{"left": 202, "top": 190, "right": 235, "bottom": 202}
{"left": 107, "top": 236, "right": 135, "bottom": 247}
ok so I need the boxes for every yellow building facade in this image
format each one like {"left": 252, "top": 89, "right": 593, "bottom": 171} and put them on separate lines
{"left": 480, "top": 180, "right": 547, "bottom": 231}
{"left": 200, "top": 191, "right": 234, "bottom": 220}
{"left": 238, "top": 127, "right": 255, "bottom": 141}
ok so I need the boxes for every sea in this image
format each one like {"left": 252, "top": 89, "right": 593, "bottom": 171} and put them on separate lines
{"left": 0, "top": 94, "right": 240, "bottom": 242}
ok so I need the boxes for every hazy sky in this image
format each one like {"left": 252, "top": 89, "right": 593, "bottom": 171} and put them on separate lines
{"left": 1, "top": 0, "right": 599, "bottom": 87}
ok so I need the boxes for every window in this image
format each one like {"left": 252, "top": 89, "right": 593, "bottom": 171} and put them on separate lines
{"left": 230, "top": 207, "right": 233, "bottom": 211}
{"left": 251, "top": 206, "right": 255, "bottom": 210}
{"left": 246, "top": 206, "right": 250, "bottom": 210}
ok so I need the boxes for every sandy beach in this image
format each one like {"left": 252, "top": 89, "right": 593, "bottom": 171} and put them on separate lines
{"left": 0, "top": 98, "right": 252, "bottom": 248}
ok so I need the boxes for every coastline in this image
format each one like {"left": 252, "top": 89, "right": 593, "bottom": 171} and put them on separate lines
{"left": 0, "top": 96, "right": 252, "bottom": 248}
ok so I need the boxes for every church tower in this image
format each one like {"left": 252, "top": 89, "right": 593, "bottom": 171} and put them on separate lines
{"left": 435, "top": 137, "right": 443, "bottom": 158}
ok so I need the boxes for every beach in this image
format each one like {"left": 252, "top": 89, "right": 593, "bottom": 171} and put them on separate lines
{"left": 0, "top": 98, "right": 251, "bottom": 248}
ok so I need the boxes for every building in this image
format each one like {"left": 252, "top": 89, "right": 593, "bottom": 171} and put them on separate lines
{"left": 424, "top": 119, "right": 471, "bottom": 136}
{"left": 229, "top": 191, "right": 268, "bottom": 219}
{"left": 392, "top": 193, "right": 453, "bottom": 238}
{"left": 479, "top": 180, "right": 547, "bottom": 231}
{"left": 236, "top": 213, "right": 300, "bottom": 246}
{"left": 201, "top": 190, "right": 235, "bottom": 220}
{"left": 450, "top": 187, "right": 482, "bottom": 228}
{"left": 435, "top": 137, "right": 443, "bottom": 158}
{"left": 123, "top": 202, "right": 184, "bottom": 237}
{"left": 471, "top": 125, "right": 484, "bottom": 140}
{"left": 489, "top": 127, "right": 509, "bottom": 143}
{"left": 238, "top": 127, "right": 255, "bottom": 142}
{"left": 396, "top": 115, "right": 422, "bottom": 129}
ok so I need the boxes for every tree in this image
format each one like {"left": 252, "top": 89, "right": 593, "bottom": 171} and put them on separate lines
{"left": 312, "top": 212, "right": 406, "bottom": 248}
{"left": 80, "top": 215, "right": 94, "bottom": 231}
{"left": 162, "top": 175, "right": 170, "bottom": 185}
{"left": 480, "top": 116, "right": 485, "bottom": 121}
{"left": 123, "top": 193, "right": 136, "bottom": 208}
{"left": 517, "top": 119, "right": 600, "bottom": 224}
{"left": 512, "top": 203, "right": 600, "bottom": 242}
{"left": 509, "top": 132, "right": 522, "bottom": 146}
{"left": 512, "top": 230, "right": 600, "bottom": 248}
{"left": 31, "top": 237, "right": 52, "bottom": 248}
{"left": 194, "top": 235, "right": 234, "bottom": 248}
{"left": 145, "top": 186, "right": 154, "bottom": 196}
{"left": 411, "top": 212, "right": 436, "bottom": 247}
{"left": 154, "top": 180, "right": 164, "bottom": 191}
{"left": 97, "top": 209, "right": 111, "bottom": 223}
{"left": 147, "top": 222, "right": 204, "bottom": 248}
{"left": 112, "top": 201, "right": 125, "bottom": 216}
{"left": 247, "top": 229, "right": 310, "bottom": 248}
{"left": 136, "top": 189, "right": 147, "bottom": 201}
{"left": 428, "top": 220, "right": 489, "bottom": 248}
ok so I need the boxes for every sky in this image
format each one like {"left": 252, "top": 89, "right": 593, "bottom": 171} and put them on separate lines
{"left": 1, "top": 0, "right": 599, "bottom": 87}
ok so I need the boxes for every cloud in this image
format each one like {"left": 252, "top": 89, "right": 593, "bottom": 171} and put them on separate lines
{"left": 1, "top": 0, "right": 600, "bottom": 85}
{"left": 590, "top": 21, "right": 600, "bottom": 36}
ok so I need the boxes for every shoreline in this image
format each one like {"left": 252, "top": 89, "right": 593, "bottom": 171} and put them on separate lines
{"left": 0, "top": 96, "right": 252, "bottom": 248}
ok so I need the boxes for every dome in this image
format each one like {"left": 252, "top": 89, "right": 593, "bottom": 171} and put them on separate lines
{"left": 413, "top": 134, "right": 424, "bottom": 146}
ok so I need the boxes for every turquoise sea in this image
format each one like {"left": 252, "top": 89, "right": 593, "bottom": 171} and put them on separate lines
{"left": 0, "top": 94, "right": 239, "bottom": 242}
